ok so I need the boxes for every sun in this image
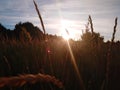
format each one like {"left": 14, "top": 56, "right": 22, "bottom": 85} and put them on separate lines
{"left": 61, "top": 28, "right": 82, "bottom": 41}
{"left": 60, "top": 20, "right": 72, "bottom": 40}
{"left": 60, "top": 20, "right": 80, "bottom": 40}
{"left": 61, "top": 29, "right": 70, "bottom": 40}
{"left": 61, "top": 29, "right": 78, "bottom": 40}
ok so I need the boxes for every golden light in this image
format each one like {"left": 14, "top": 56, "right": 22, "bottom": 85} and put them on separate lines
{"left": 60, "top": 20, "right": 79, "bottom": 40}
{"left": 61, "top": 29, "right": 81, "bottom": 40}
{"left": 59, "top": 19, "right": 85, "bottom": 89}
{"left": 61, "top": 29, "right": 70, "bottom": 40}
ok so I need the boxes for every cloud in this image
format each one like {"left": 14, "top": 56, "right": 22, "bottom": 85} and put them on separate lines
{"left": 0, "top": 0, "right": 120, "bottom": 41}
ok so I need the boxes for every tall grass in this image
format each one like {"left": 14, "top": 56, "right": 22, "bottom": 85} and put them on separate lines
{"left": 0, "top": 21, "right": 120, "bottom": 89}
{"left": 105, "top": 17, "right": 118, "bottom": 90}
{"left": 33, "top": 0, "right": 46, "bottom": 35}
{"left": 88, "top": 15, "right": 94, "bottom": 34}
{"left": 0, "top": 1, "right": 119, "bottom": 89}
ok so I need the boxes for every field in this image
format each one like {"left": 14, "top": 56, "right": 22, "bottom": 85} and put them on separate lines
{"left": 0, "top": 20, "right": 120, "bottom": 90}
{"left": 0, "top": 1, "right": 120, "bottom": 89}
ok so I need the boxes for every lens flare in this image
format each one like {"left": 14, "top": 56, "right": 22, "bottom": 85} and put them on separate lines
{"left": 55, "top": 0, "right": 85, "bottom": 89}
{"left": 66, "top": 40, "right": 85, "bottom": 90}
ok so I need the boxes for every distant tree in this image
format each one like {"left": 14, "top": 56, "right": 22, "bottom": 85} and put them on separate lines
{"left": 0, "top": 23, "right": 7, "bottom": 31}
{"left": 14, "top": 22, "right": 44, "bottom": 41}
{"left": 19, "top": 27, "right": 31, "bottom": 42}
{"left": 0, "top": 23, "right": 8, "bottom": 40}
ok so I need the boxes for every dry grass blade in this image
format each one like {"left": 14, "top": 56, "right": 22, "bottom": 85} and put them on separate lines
{"left": 88, "top": 15, "right": 94, "bottom": 34}
{"left": 65, "top": 29, "right": 69, "bottom": 35}
{"left": 3, "top": 56, "right": 11, "bottom": 74}
{"left": 111, "top": 17, "right": 118, "bottom": 42}
{"left": 103, "top": 17, "right": 118, "bottom": 90}
{"left": 33, "top": 0, "right": 46, "bottom": 35}
{"left": 0, "top": 73, "right": 63, "bottom": 89}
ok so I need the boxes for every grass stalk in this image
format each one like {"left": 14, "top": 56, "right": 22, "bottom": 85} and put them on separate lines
{"left": 88, "top": 15, "right": 94, "bottom": 34}
{"left": 104, "top": 17, "right": 118, "bottom": 90}
{"left": 33, "top": 0, "right": 46, "bottom": 35}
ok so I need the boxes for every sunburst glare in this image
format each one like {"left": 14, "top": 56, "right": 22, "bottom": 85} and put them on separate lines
{"left": 60, "top": 20, "right": 81, "bottom": 40}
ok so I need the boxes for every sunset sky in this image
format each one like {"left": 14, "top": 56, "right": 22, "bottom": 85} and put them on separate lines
{"left": 0, "top": 0, "right": 120, "bottom": 41}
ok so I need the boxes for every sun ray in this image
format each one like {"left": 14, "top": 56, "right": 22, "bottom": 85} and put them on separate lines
{"left": 66, "top": 40, "right": 85, "bottom": 90}
{"left": 55, "top": 1, "right": 85, "bottom": 88}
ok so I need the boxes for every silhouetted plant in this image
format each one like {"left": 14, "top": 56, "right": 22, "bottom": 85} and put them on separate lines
{"left": 88, "top": 15, "right": 94, "bottom": 34}
{"left": 104, "top": 17, "right": 118, "bottom": 90}
{"left": 33, "top": 0, "right": 46, "bottom": 35}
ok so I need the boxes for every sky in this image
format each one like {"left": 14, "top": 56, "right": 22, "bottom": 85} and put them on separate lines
{"left": 0, "top": 0, "right": 120, "bottom": 41}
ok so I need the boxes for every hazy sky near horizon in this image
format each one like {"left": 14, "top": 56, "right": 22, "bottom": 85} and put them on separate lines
{"left": 0, "top": 0, "right": 120, "bottom": 41}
